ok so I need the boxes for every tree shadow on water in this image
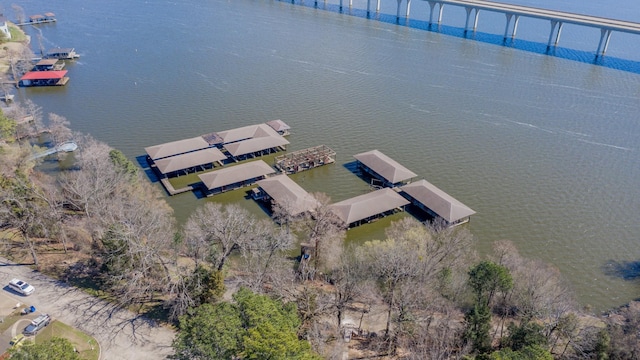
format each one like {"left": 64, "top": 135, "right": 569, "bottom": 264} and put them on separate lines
{"left": 603, "top": 260, "right": 640, "bottom": 280}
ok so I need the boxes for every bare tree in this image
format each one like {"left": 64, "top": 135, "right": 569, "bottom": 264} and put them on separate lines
{"left": 183, "top": 202, "right": 257, "bottom": 271}
{"left": 47, "top": 113, "right": 72, "bottom": 146}
{"left": 294, "top": 192, "right": 345, "bottom": 279}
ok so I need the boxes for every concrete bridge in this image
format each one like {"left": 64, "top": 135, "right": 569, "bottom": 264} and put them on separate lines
{"left": 327, "top": 0, "right": 640, "bottom": 58}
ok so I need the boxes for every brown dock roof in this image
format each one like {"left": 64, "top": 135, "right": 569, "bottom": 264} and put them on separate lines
{"left": 35, "top": 59, "right": 59, "bottom": 66}
{"left": 330, "top": 188, "right": 410, "bottom": 225}
{"left": 266, "top": 119, "right": 291, "bottom": 132}
{"left": 353, "top": 150, "right": 417, "bottom": 184}
{"left": 224, "top": 135, "right": 290, "bottom": 157}
{"left": 401, "top": 180, "right": 476, "bottom": 223}
{"left": 217, "top": 123, "right": 281, "bottom": 144}
{"left": 145, "top": 136, "right": 210, "bottom": 160}
{"left": 198, "top": 160, "right": 275, "bottom": 190}
{"left": 257, "top": 175, "right": 320, "bottom": 216}
{"left": 154, "top": 148, "right": 227, "bottom": 174}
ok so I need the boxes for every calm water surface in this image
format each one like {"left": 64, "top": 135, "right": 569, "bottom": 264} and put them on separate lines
{"left": 8, "top": 0, "right": 640, "bottom": 311}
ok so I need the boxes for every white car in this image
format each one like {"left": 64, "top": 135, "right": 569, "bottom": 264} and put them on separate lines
{"left": 8, "top": 278, "right": 35, "bottom": 296}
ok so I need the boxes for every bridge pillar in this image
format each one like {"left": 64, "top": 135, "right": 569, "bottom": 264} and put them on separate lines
{"left": 512, "top": 15, "right": 520, "bottom": 38}
{"left": 547, "top": 20, "right": 559, "bottom": 49}
{"left": 396, "top": 0, "right": 402, "bottom": 19}
{"left": 349, "top": 0, "right": 353, "bottom": 8}
{"left": 428, "top": 1, "right": 437, "bottom": 25}
{"left": 406, "top": 0, "right": 412, "bottom": 18}
{"left": 554, "top": 22, "right": 564, "bottom": 46}
{"left": 473, "top": 9, "right": 480, "bottom": 31}
{"left": 504, "top": 13, "right": 512, "bottom": 39}
{"left": 339, "top": 0, "right": 343, "bottom": 10}
{"left": 438, "top": 3, "right": 444, "bottom": 24}
{"left": 367, "top": 0, "right": 371, "bottom": 14}
{"left": 596, "top": 29, "right": 613, "bottom": 57}
{"left": 376, "top": 0, "right": 381, "bottom": 12}
{"left": 464, "top": 7, "right": 472, "bottom": 33}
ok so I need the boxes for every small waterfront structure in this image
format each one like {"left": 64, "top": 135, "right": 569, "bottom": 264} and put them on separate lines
{"left": 33, "top": 59, "right": 65, "bottom": 71}
{"left": 274, "top": 145, "right": 336, "bottom": 174}
{"left": 201, "top": 132, "right": 224, "bottom": 147}
{"left": 353, "top": 149, "right": 417, "bottom": 188}
{"left": 266, "top": 119, "right": 291, "bottom": 136}
{"left": 28, "top": 13, "right": 56, "bottom": 23}
{"left": 330, "top": 188, "right": 410, "bottom": 228}
{"left": 198, "top": 160, "right": 275, "bottom": 195}
{"left": 153, "top": 147, "right": 227, "bottom": 176}
{"left": 254, "top": 174, "right": 320, "bottom": 217}
{"left": 400, "top": 179, "right": 475, "bottom": 227}
{"left": 45, "top": 48, "right": 79, "bottom": 60}
{"left": 19, "top": 70, "right": 69, "bottom": 87}
{"left": 145, "top": 136, "right": 210, "bottom": 160}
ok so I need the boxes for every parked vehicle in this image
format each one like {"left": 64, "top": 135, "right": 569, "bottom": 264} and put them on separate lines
{"left": 8, "top": 278, "right": 35, "bottom": 296}
{"left": 23, "top": 314, "right": 51, "bottom": 335}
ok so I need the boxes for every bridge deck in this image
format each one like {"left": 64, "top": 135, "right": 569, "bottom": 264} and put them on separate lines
{"left": 427, "top": 0, "right": 640, "bottom": 34}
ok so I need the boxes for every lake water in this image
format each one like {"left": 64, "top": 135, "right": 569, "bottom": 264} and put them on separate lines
{"left": 10, "top": 0, "right": 640, "bottom": 312}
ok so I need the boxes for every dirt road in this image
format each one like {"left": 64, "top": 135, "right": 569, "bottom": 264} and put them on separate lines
{"left": 0, "top": 257, "right": 175, "bottom": 359}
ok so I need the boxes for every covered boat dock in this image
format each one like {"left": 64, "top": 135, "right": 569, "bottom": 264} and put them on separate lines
{"left": 400, "top": 179, "right": 476, "bottom": 227}
{"left": 329, "top": 188, "right": 410, "bottom": 228}
{"left": 353, "top": 149, "right": 417, "bottom": 188}
{"left": 266, "top": 119, "right": 291, "bottom": 136}
{"left": 145, "top": 136, "right": 210, "bottom": 160}
{"left": 19, "top": 70, "right": 69, "bottom": 87}
{"left": 198, "top": 160, "right": 275, "bottom": 196}
{"left": 254, "top": 174, "right": 320, "bottom": 217}
{"left": 223, "top": 135, "right": 290, "bottom": 161}
{"left": 153, "top": 147, "right": 227, "bottom": 176}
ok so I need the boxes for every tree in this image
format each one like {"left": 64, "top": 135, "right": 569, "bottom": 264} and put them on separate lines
{"left": 183, "top": 202, "right": 264, "bottom": 271}
{"left": 172, "top": 288, "right": 321, "bottom": 360}
{"left": 8, "top": 337, "right": 81, "bottom": 360}
{"left": 295, "top": 192, "right": 345, "bottom": 279}
{"left": 488, "top": 344, "right": 553, "bottom": 360}
{"left": 172, "top": 302, "right": 243, "bottom": 360}
{"left": 47, "top": 113, "right": 73, "bottom": 146}
{"left": 502, "top": 321, "right": 547, "bottom": 351}
{"left": 468, "top": 261, "right": 513, "bottom": 307}
{"left": 0, "top": 111, "right": 16, "bottom": 141}
{"left": 464, "top": 301, "right": 492, "bottom": 354}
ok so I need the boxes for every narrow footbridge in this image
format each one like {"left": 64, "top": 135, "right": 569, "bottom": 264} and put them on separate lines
{"left": 420, "top": 0, "right": 640, "bottom": 56}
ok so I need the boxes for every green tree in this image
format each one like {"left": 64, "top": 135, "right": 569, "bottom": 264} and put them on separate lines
{"left": 502, "top": 321, "right": 547, "bottom": 351}
{"left": 489, "top": 344, "right": 553, "bottom": 360}
{"left": 172, "top": 302, "right": 243, "bottom": 360}
{"left": 464, "top": 301, "right": 492, "bottom": 354}
{"left": 172, "top": 288, "right": 321, "bottom": 360}
{"left": 468, "top": 261, "right": 513, "bottom": 306}
{"left": 8, "top": 337, "right": 81, "bottom": 359}
{"left": 0, "top": 111, "right": 17, "bottom": 141}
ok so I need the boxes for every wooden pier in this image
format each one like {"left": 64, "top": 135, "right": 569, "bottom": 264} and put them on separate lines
{"left": 274, "top": 145, "right": 336, "bottom": 174}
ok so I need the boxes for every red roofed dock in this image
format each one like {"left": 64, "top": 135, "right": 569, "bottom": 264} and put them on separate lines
{"left": 19, "top": 70, "right": 69, "bottom": 87}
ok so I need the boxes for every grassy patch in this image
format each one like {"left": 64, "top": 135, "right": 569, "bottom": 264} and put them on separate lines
{"left": 35, "top": 320, "right": 99, "bottom": 360}
{"left": 0, "top": 310, "right": 27, "bottom": 333}
{"left": 7, "top": 25, "right": 27, "bottom": 43}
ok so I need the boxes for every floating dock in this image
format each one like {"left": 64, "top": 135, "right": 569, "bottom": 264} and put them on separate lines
{"left": 274, "top": 145, "right": 336, "bottom": 174}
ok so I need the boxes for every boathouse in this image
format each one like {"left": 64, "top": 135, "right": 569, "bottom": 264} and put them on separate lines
{"left": 254, "top": 174, "right": 320, "bottom": 217}
{"left": 353, "top": 149, "right": 417, "bottom": 188}
{"left": 217, "top": 123, "right": 282, "bottom": 144}
{"left": 274, "top": 145, "right": 336, "bottom": 174}
{"left": 19, "top": 70, "right": 69, "bottom": 87}
{"left": 198, "top": 160, "right": 275, "bottom": 195}
{"left": 330, "top": 188, "right": 410, "bottom": 228}
{"left": 145, "top": 136, "right": 210, "bottom": 161}
{"left": 400, "top": 179, "right": 476, "bottom": 227}
{"left": 266, "top": 119, "right": 291, "bottom": 136}
{"left": 33, "top": 59, "right": 64, "bottom": 71}
{"left": 223, "top": 135, "right": 289, "bottom": 161}
{"left": 153, "top": 147, "right": 227, "bottom": 176}
{"left": 45, "top": 48, "right": 79, "bottom": 60}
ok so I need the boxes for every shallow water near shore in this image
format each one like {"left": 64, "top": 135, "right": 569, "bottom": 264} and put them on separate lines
{"left": 9, "top": 0, "right": 640, "bottom": 312}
